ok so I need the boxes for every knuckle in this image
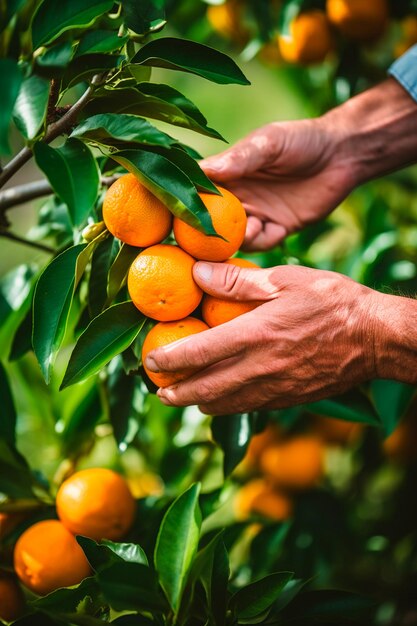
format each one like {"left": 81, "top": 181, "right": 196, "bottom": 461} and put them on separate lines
{"left": 196, "top": 379, "right": 218, "bottom": 404}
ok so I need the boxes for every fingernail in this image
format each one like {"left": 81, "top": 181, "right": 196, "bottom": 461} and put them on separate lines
{"left": 145, "top": 356, "right": 159, "bottom": 372}
{"left": 195, "top": 262, "right": 213, "bottom": 282}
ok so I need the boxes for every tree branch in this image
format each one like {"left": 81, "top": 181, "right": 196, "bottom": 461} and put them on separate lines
{"left": 0, "top": 230, "right": 55, "bottom": 254}
{"left": 0, "top": 74, "right": 103, "bottom": 190}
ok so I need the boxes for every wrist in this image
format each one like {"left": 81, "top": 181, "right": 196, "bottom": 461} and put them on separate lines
{"left": 372, "top": 291, "right": 417, "bottom": 384}
{"left": 322, "top": 78, "right": 417, "bottom": 187}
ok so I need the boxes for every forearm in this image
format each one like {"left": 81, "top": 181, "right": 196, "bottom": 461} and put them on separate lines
{"left": 323, "top": 78, "right": 417, "bottom": 186}
{"left": 373, "top": 291, "right": 417, "bottom": 384}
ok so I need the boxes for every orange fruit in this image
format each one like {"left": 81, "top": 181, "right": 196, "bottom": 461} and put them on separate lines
{"left": 173, "top": 186, "right": 247, "bottom": 262}
{"left": 56, "top": 468, "right": 136, "bottom": 541}
{"left": 260, "top": 436, "right": 324, "bottom": 490}
{"left": 244, "top": 422, "right": 282, "bottom": 467}
{"left": 128, "top": 244, "right": 202, "bottom": 321}
{"left": 312, "top": 416, "right": 363, "bottom": 445}
{"left": 234, "top": 479, "right": 293, "bottom": 522}
{"left": 326, "top": 0, "right": 388, "bottom": 41}
{"left": 102, "top": 173, "right": 172, "bottom": 247}
{"left": 207, "top": 0, "right": 249, "bottom": 45}
{"left": 383, "top": 418, "right": 417, "bottom": 463}
{"left": 278, "top": 10, "right": 334, "bottom": 65}
{"left": 0, "top": 573, "right": 25, "bottom": 621}
{"left": 202, "top": 258, "right": 261, "bottom": 327}
{"left": 142, "top": 316, "right": 209, "bottom": 388}
{"left": 13, "top": 520, "right": 91, "bottom": 596}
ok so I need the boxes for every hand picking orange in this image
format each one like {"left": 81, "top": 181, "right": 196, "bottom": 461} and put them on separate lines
{"left": 202, "top": 257, "right": 261, "bottom": 327}
{"left": 13, "top": 519, "right": 91, "bottom": 596}
{"left": 102, "top": 173, "right": 172, "bottom": 247}
{"left": 56, "top": 468, "right": 136, "bottom": 541}
{"left": 128, "top": 244, "right": 202, "bottom": 321}
{"left": 173, "top": 185, "right": 247, "bottom": 262}
{"left": 142, "top": 317, "right": 209, "bottom": 388}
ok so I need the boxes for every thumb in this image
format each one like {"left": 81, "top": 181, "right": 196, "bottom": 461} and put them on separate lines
{"left": 193, "top": 261, "right": 280, "bottom": 301}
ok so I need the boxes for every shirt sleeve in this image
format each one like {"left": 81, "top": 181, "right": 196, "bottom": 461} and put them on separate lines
{"left": 388, "top": 44, "right": 417, "bottom": 102}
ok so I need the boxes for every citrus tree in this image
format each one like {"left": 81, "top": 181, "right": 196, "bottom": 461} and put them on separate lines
{"left": 1, "top": 1, "right": 417, "bottom": 625}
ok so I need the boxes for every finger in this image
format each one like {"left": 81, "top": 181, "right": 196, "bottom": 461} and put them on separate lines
{"left": 198, "top": 384, "right": 272, "bottom": 415}
{"left": 244, "top": 215, "right": 263, "bottom": 244}
{"left": 145, "top": 320, "right": 246, "bottom": 374}
{"left": 242, "top": 222, "right": 287, "bottom": 252}
{"left": 193, "top": 262, "right": 283, "bottom": 301}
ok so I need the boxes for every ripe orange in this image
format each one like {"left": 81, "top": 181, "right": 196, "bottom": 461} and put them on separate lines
{"left": 128, "top": 244, "right": 202, "bottom": 321}
{"left": 13, "top": 520, "right": 91, "bottom": 596}
{"left": 102, "top": 173, "right": 172, "bottom": 247}
{"left": 312, "top": 416, "right": 363, "bottom": 445}
{"left": 326, "top": 0, "right": 389, "bottom": 41}
{"left": 244, "top": 422, "right": 282, "bottom": 467}
{"left": 260, "top": 436, "right": 324, "bottom": 490}
{"left": 383, "top": 418, "right": 417, "bottom": 463}
{"left": 278, "top": 10, "right": 334, "bottom": 65}
{"left": 234, "top": 479, "right": 293, "bottom": 522}
{"left": 173, "top": 186, "right": 247, "bottom": 262}
{"left": 201, "top": 257, "right": 261, "bottom": 327}
{"left": 56, "top": 468, "right": 136, "bottom": 541}
{"left": 142, "top": 316, "right": 209, "bottom": 388}
{"left": 207, "top": 0, "right": 249, "bottom": 45}
{"left": 0, "top": 573, "right": 25, "bottom": 621}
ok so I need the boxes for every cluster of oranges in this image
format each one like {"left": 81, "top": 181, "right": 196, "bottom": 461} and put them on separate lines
{"left": 102, "top": 172, "right": 258, "bottom": 388}
{"left": 0, "top": 467, "right": 135, "bottom": 610}
{"left": 234, "top": 417, "right": 363, "bottom": 523}
{"left": 207, "top": 0, "right": 417, "bottom": 67}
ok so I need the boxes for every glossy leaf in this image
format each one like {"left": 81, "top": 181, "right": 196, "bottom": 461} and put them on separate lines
{"left": 111, "top": 149, "right": 217, "bottom": 235}
{"left": 98, "top": 562, "right": 165, "bottom": 612}
{"left": 0, "top": 265, "right": 36, "bottom": 359}
{"left": 59, "top": 385, "right": 102, "bottom": 454}
{"left": 12, "top": 74, "right": 49, "bottom": 140}
{"left": 0, "top": 440, "right": 46, "bottom": 501}
{"left": 61, "top": 302, "right": 145, "bottom": 389}
{"left": 230, "top": 572, "right": 293, "bottom": 620}
{"left": 32, "top": 577, "right": 100, "bottom": 612}
{"left": 32, "top": 244, "right": 86, "bottom": 383}
{"left": 211, "top": 413, "right": 256, "bottom": 476}
{"left": 0, "top": 362, "right": 17, "bottom": 448}
{"left": 306, "top": 388, "right": 382, "bottom": 427}
{"left": 9, "top": 306, "right": 32, "bottom": 361}
{"left": 75, "top": 30, "right": 128, "bottom": 57}
{"left": 132, "top": 38, "right": 250, "bottom": 85}
{"left": 62, "top": 54, "right": 123, "bottom": 91}
{"left": 36, "top": 41, "right": 75, "bottom": 68}
{"left": 192, "top": 533, "right": 229, "bottom": 625}
{"left": 106, "top": 243, "right": 140, "bottom": 306}
{"left": 83, "top": 83, "right": 225, "bottom": 141}
{"left": 121, "top": 0, "right": 166, "bottom": 35}
{"left": 71, "top": 113, "right": 176, "bottom": 148}
{"left": 77, "top": 536, "right": 148, "bottom": 572}
{"left": 107, "top": 362, "right": 137, "bottom": 449}
{"left": 31, "top": 0, "right": 114, "bottom": 49}
{"left": 33, "top": 139, "right": 99, "bottom": 227}
{"left": 88, "top": 236, "right": 116, "bottom": 317}
{"left": 370, "top": 379, "right": 416, "bottom": 435}
{"left": 0, "top": 59, "right": 22, "bottom": 154}
{"left": 154, "top": 483, "right": 202, "bottom": 613}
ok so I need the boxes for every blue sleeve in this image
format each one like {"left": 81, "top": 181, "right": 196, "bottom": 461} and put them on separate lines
{"left": 388, "top": 44, "right": 417, "bottom": 102}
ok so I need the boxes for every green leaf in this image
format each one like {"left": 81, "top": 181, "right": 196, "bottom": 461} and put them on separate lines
{"left": 305, "top": 388, "right": 382, "bottom": 427}
{"left": 33, "top": 139, "right": 100, "bottom": 227}
{"left": 98, "top": 562, "right": 165, "bottom": 612}
{"left": 77, "top": 536, "right": 148, "bottom": 572}
{"left": 0, "top": 362, "right": 17, "bottom": 448}
{"left": 62, "top": 54, "right": 123, "bottom": 91}
{"left": 121, "top": 0, "right": 166, "bottom": 35}
{"left": 31, "top": 0, "right": 115, "bottom": 49}
{"left": 192, "top": 533, "right": 229, "bottom": 625}
{"left": 132, "top": 38, "right": 250, "bottom": 85}
{"left": 83, "top": 83, "right": 225, "bottom": 141}
{"left": 36, "top": 41, "right": 75, "bottom": 69}
{"left": 154, "top": 483, "right": 202, "bottom": 613}
{"left": 112, "top": 616, "right": 154, "bottom": 626}
{"left": 59, "top": 384, "right": 102, "bottom": 454}
{"left": 88, "top": 236, "right": 116, "bottom": 317}
{"left": 61, "top": 302, "right": 145, "bottom": 389}
{"left": 9, "top": 306, "right": 33, "bottom": 361}
{"left": 111, "top": 149, "right": 217, "bottom": 235}
{"left": 211, "top": 413, "right": 256, "bottom": 476}
{"left": 107, "top": 362, "right": 138, "bottom": 449}
{"left": 71, "top": 113, "right": 177, "bottom": 148}
{"left": 32, "top": 244, "right": 86, "bottom": 383}
{"left": 145, "top": 145, "right": 220, "bottom": 194}
{"left": 32, "top": 576, "right": 100, "bottom": 612}
{"left": 13, "top": 74, "right": 50, "bottom": 140}
{"left": 370, "top": 380, "right": 416, "bottom": 435}
{"left": 106, "top": 243, "right": 141, "bottom": 307}
{"left": 230, "top": 572, "right": 293, "bottom": 620}
{"left": 0, "top": 440, "right": 48, "bottom": 501}
{"left": 0, "top": 59, "right": 22, "bottom": 155}
{"left": 75, "top": 30, "right": 128, "bottom": 57}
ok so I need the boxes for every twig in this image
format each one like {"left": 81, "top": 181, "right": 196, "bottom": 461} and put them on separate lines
{"left": 0, "top": 230, "right": 55, "bottom": 253}
{"left": 0, "top": 74, "right": 103, "bottom": 190}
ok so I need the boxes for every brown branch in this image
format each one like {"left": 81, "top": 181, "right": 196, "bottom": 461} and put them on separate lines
{"left": 0, "top": 230, "right": 55, "bottom": 254}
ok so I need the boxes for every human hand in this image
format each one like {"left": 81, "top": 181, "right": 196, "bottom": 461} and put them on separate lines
{"left": 200, "top": 118, "right": 356, "bottom": 251}
{"left": 144, "top": 261, "right": 379, "bottom": 415}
